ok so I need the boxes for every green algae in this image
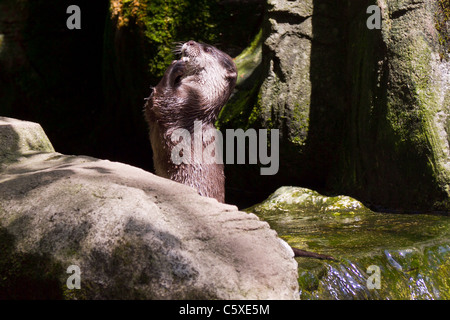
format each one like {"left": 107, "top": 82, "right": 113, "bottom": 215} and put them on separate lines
{"left": 435, "top": 0, "right": 450, "bottom": 59}
{"left": 217, "top": 29, "right": 264, "bottom": 130}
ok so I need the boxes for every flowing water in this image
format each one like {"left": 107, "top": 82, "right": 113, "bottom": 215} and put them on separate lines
{"left": 247, "top": 187, "right": 450, "bottom": 299}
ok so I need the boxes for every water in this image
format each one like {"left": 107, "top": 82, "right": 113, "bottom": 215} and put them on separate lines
{"left": 247, "top": 187, "right": 450, "bottom": 299}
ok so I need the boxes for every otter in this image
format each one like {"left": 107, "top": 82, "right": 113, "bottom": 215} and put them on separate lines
{"left": 144, "top": 40, "right": 237, "bottom": 203}
{"left": 144, "top": 41, "right": 334, "bottom": 261}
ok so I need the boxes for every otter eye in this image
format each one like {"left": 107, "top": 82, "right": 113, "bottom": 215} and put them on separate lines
{"left": 204, "top": 47, "right": 211, "bottom": 53}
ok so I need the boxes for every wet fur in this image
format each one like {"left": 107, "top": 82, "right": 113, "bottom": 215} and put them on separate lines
{"left": 144, "top": 41, "right": 237, "bottom": 202}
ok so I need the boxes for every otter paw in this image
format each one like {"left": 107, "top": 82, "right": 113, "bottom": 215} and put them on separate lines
{"left": 170, "top": 60, "right": 185, "bottom": 85}
{"left": 172, "top": 60, "right": 185, "bottom": 74}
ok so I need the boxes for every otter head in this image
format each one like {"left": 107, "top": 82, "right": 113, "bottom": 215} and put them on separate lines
{"left": 180, "top": 41, "right": 236, "bottom": 80}
{"left": 176, "top": 40, "right": 237, "bottom": 120}
{"left": 146, "top": 40, "right": 237, "bottom": 130}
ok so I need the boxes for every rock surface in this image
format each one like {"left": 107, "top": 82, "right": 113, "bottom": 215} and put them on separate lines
{"left": 248, "top": 187, "right": 450, "bottom": 300}
{"left": 0, "top": 117, "right": 299, "bottom": 299}
{"left": 218, "top": 0, "right": 450, "bottom": 212}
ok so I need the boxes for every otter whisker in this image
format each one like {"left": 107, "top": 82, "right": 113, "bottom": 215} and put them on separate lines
{"left": 171, "top": 40, "right": 185, "bottom": 46}
{"left": 171, "top": 41, "right": 185, "bottom": 55}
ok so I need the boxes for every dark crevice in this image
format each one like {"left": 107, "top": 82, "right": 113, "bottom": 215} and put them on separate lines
{"left": 268, "top": 11, "right": 312, "bottom": 25}
{"left": 390, "top": 3, "right": 423, "bottom": 20}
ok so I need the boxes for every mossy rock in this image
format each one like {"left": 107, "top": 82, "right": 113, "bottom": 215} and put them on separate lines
{"left": 219, "top": 0, "right": 450, "bottom": 212}
{"left": 248, "top": 186, "right": 370, "bottom": 215}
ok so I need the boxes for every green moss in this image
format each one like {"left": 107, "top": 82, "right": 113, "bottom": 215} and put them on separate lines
{"left": 289, "top": 101, "right": 310, "bottom": 146}
{"left": 247, "top": 186, "right": 371, "bottom": 216}
{"left": 111, "top": 1, "right": 264, "bottom": 79}
{"left": 233, "top": 29, "right": 263, "bottom": 84}
{"left": 218, "top": 81, "right": 260, "bottom": 130}
{"left": 435, "top": 0, "right": 450, "bottom": 59}
{"left": 111, "top": 0, "right": 218, "bottom": 77}
{"left": 217, "top": 29, "right": 264, "bottom": 130}
{"left": 387, "top": 34, "right": 450, "bottom": 209}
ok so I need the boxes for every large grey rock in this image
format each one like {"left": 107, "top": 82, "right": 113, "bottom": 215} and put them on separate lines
{"left": 0, "top": 117, "right": 299, "bottom": 299}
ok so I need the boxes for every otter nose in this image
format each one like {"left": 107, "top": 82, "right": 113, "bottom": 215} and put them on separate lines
{"left": 181, "top": 40, "right": 196, "bottom": 55}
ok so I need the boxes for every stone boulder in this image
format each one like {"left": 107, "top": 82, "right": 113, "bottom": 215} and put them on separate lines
{"left": 0, "top": 117, "right": 299, "bottom": 299}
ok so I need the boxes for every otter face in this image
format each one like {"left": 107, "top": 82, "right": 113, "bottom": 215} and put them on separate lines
{"left": 146, "top": 41, "right": 237, "bottom": 128}
{"left": 179, "top": 41, "right": 237, "bottom": 90}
